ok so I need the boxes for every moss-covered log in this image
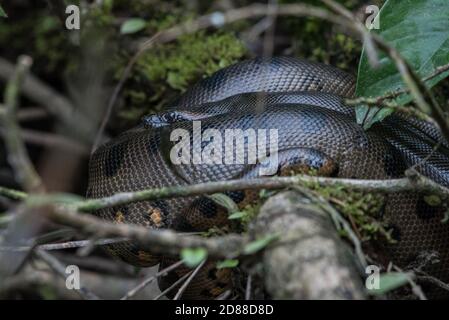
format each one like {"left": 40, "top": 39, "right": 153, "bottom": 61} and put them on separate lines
{"left": 252, "top": 191, "right": 365, "bottom": 299}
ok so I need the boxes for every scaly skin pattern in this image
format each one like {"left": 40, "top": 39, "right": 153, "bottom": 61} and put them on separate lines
{"left": 87, "top": 57, "right": 449, "bottom": 299}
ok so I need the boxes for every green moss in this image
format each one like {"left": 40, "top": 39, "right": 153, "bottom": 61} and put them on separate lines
{"left": 118, "top": 29, "right": 247, "bottom": 122}
{"left": 305, "top": 181, "right": 394, "bottom": 242}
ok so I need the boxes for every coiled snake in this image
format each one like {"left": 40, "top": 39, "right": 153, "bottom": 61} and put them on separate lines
{"left": 87, "top": 57, "right": 449, "bottom": 299}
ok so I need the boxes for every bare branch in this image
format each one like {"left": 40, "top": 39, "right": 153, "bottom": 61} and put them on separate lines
{"left": 44, "top": 206, "right": 248, "bottom": 259}
{"left": 0, "top": 56, "right": 44, "bottom": 193}
{"left": 121, "top": 260, "right": 184, "bottom": 300}
{"left": 73, "top": 172, "right": 449, "bottom": 213}
{"left": 0, "top": 57, "right": 98, "bottom": 143}
{"left": 173, "top": 260, "right": 206, "bottom": 300}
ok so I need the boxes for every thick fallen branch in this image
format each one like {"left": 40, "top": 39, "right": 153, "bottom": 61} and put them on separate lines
{"left": 252, "top": 190, "right": 365, "bottom": 299}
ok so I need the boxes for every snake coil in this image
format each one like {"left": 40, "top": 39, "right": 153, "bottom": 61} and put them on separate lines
{"left": 88, "top": 57, "right": 449, "bottom": 299}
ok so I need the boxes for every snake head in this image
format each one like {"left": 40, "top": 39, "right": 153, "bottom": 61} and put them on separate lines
{"left": 142, "top": 111, "right": 184, "bottom": 129}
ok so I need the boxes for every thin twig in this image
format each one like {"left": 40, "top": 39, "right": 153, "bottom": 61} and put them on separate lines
{"left": 0, "top": 186, "right": 27, "bottom": 201}
{"left": 0, "top": 127, "right": 89, "bottom": 155}
{"left": 216, "top": 289, "right": 232, "bottom": 300}
{"left": 153, "top": 270, "right": 193, "bottom": 300}
{"left": 121, "top": 260, "right": 184, "bottom": 300}
{"left": 245, "top": 275, "right": 252, "bottom": 300}
{"left": 392, "top": 265, "right": 427, "bottom": 300}
{"left": 173, "top": 260, "right": 206, "bottom": 300}
{"left": 345, "top": 61, "right": 449, "bottom": 110}
{"left": 416, "top": 272, "right": 449, "bottom": 292}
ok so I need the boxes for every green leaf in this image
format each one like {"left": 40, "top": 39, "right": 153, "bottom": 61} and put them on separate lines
{"left": 120, "top": 18, "right": 146, "bottom": 35}
{"left": 207, "top": 193, "right": 239, "bottom": 213}
{"left": 243, "top": 234, "right": 279, "bottom": 255}
{"left": 368, "top": 272, "right": 412, "bottom": 295}
{"left": 356, "top": 0, "right": 449, "bottom": 129}
{"left": 0, "top": 5, "right": 7, "bottom": 18}
{"left": 228, "top": 211, "right": 247, "bottom": 220}
{"left": 216, "top": 259, "right": 239, "bottom": 269}
{"left": 181, "top": 248, "right": 207, "bottom": 268}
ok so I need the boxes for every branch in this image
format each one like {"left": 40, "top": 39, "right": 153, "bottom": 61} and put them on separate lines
{"left": 2, "top": 171, "right": 448, "bottom": 211}
{"left": 346, "top": 61, "right": 449, "bottom": 110}
{"left": 0, "top": 186, "right": 27, "bottom": 201}
{"left": 121, "top": 260, "right": 184, "bottom": 300}
{"left": 43, "top": 205, "right": 247, "bottom": 259}
{"left": 0, "top": 127, "right": 89, "bottom": 155}
{"left": 73, "top": 172, "right": 449, "bottom": 213}
{"left": 0, "top": 57, "right": 98, "bottom": 143}
{"left": 0, "top": 56, "right": 44, "bottom": 193}
{"left": 252, "top": 190, "right": 365, "bottom": 299}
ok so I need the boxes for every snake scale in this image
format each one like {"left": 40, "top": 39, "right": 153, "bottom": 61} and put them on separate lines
{"left": 87, "top": 57, "right": 449, "bottom": 299}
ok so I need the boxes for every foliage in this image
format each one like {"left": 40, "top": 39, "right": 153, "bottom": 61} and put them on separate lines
{"left": 180, "top": 248, "right": 208, "bottom": 267}
{"left": 120, "top": 18, "right": 146, "bottom": 35}
{"left": 367, "top": 272, "right": 412, "bottom": 296}
{"left": 216, "top": 259, "right": 239, "bottom": 269}
{"left": 243, "top": 234, "right": 279, "bottom": 255}
{"left": 0, "top": 5, "right": 7, "bottom": 18}
{"left": 356, "top": 0, "right": 449, "bottom": 128}
{"left": 119, "top": 29, "right": 246, "bottom": 123}
{"left": 306, "top": 182, "right": 394, "bottom": 242}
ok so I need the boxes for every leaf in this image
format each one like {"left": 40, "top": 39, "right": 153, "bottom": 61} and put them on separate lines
{"left": 207, "top": 193, "right": 239, "bottom": 213}
{"left": 120, "top": 18, "right": 146, "bottom": 35}
{"left": 0, "top": 5, "right": 7, "bottom": 18}
{"left": 368, "top": 272, "right": 412, "bottom": 296}
{"left": 243, "top": 234, "right": 279, "bottom": 255}
{"left": 356, "top": 0, "right": 449, "bottom": 129}
{"left": 181, "top": 248, "right": 207, "bottom": 268}
{"left": 216, "top": 259, "right": 239, "bottom": 269}
{"left": 228, "top": 211, "right": 247, "bottom": 220}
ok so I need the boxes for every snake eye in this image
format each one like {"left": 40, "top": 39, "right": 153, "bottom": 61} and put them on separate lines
{"left": 162, "top": 113, "right": 174, "bottom": 122}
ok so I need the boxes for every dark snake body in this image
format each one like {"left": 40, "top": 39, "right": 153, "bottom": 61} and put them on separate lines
{"left": 87, "top": 57, "right": 449, "bottom": 299}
